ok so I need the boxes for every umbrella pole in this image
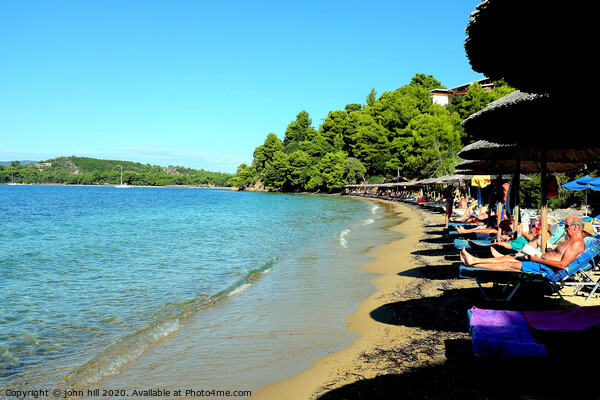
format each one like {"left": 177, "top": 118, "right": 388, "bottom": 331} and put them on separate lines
{"left": 514, "top": 160, "right": 520, "bottom": 235}
{"left": 540, "top": 153, "right": 548, "bottom": 254}
{"left": 496, "top": 176, "right": 502, "bottom": 229}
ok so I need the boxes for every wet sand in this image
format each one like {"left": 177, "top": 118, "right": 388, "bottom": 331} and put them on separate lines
{"left": 255, "top": 199, "right": 600, "bottom": 400}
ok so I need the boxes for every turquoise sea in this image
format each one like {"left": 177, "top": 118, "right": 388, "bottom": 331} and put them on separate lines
{"left": 0, "top": 185, "right": 403, "bottom": 397}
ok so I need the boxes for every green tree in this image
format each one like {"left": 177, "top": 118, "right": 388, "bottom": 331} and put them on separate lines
{"left": 367, "top": 88, "right": 421, "bottom": 134}
{"left": 262, "top": 151, "right": 289, "bottom": 190}
{"left": 350, "top": 113, "right": 391, "bottom": 176}
{"left": 321, "top": 110, "right": 350, "bottom": 152}
{"left": 410, "top": 73, "right": 444, "bottom": 91}
{"left": 392, "top": 105, "right": 462, "bottom": 179}
{"left": 253, "top": 133, "right": 284, "bottom": 173}
{"left": 317, "top": 151, "right": 348, "bottom": 191}
{"left": 344, "top": 157, "right": 367, "bottom": 184}
{"left": 228, "top": 164, "right": 257, "bottom": 187}
{"left": 366, "top": 88, "right": 377, "bottom": 107}
{"left": 344, "top": 103, "right": 362, "bottom": 113}
{"left": 283, "top": 110, "right": 313, "bottom": 149}
{"left": 287, "top": 150, "right": 312, "bottom": 190}
{"left": 451, "top": 82, "right": 489, "bottom": 120}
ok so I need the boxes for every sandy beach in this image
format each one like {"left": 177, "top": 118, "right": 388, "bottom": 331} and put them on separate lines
{"left": 255, "top": 199, "right": 600, "bottom": 400}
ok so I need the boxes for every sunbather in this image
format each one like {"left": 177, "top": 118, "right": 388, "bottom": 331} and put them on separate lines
{"left": 455, "top": 215, "right": 513, "bottom": 241}
{"left": 467, "top": 218, "right": 560, "bottom": 254}
{"left": 460, "top": 216, "right": 585, "bottom": 274}
{"left": 452, "top": 205, "right": 488, "bottom": 224}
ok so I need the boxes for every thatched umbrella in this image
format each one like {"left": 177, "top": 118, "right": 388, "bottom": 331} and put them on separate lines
{"left": 464, "top": 0, "right": 592, "bottom": 98}
{"left": 459, "top": 140, "right": 600, "bottom": 164}
{"left": 455, "top": 159, "right": 586, "bottom": 175}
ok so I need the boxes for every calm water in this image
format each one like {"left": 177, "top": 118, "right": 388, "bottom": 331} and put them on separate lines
{"left": 0, "top": 185, "right": 403, "bottom": 397}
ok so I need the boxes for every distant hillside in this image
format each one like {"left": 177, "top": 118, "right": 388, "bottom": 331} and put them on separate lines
{"left": 0, "top": 156, "right": 233, "bottom": 187}
{"left": 0, "top": 160, "right": 38, "bottom": 166}
{"left": 45, "top": 156, "right": 166, "bottom": 175}
{"left": 43, "top": 156, "right": 224, "bottom": 176}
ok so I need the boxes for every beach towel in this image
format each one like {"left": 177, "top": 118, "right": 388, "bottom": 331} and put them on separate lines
{"left": 468, "top": 306, "right": 600, "bottom": 358}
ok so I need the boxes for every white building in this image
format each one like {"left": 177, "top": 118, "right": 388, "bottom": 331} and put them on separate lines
{"left": 430, "top": 78, "right": 495, "bottom": 106}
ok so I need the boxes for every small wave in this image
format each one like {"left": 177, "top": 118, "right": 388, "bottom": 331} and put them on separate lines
{"left": 64, "top": 318, "right": 181, "bottom": 388}
{"left": 339, "top": 229, "right": 350, "bottom": 248}
{"left": 370, "top": 204, "right": 379, "bottom": 213}
{"left": 62, "top": 259, "right": 277, "bottom": 390}
{"left": 362, "top": 218, "right": 374, "bottom": 225}
{"left": 229, "top": 282, "right": 252, "bottom": 297}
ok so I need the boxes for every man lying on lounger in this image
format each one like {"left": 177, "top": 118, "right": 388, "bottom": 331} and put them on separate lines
{"left": 466, "top": 218, "right": 560, "bottom": 254}
{"left": 460, "top": 216, "right": 585, "bottom": 274}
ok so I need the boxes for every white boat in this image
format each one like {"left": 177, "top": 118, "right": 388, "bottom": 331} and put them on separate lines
{"left": 8, "top": 174, "right": 25, "bottom": 185}
{"left": 115, "top": 166, "right": 131, "bottom": 188}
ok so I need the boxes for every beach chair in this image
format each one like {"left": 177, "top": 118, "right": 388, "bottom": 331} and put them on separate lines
{"left": 468, "top": 305, "right": 600, "bottom": 358}
{"left": 453, "top": 238, "right": 494, "bottom": 249}
{"left": 459, "top": 238, "right": 600, "bottom": 301}
{"left": 447, "top": 222, "right": 482, "bottom": 228}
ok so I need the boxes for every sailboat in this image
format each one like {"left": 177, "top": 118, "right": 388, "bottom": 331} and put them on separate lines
{"left": 115, "top": 166, "right": 130, "bottom": 188}
{"left": 8, "top": 173, "right": 24, "bottom": 185}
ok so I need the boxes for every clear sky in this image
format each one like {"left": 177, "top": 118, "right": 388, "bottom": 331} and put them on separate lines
{"left": 0, "top": 0, "right": 484, "bottom": 174}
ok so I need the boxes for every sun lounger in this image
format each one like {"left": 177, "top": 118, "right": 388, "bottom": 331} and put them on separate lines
{"left": 459, "top": 238, "right": 600, "bottom": 301}
{"left": 447, "top": 222, "right": 482, "bottom": 228}
{"left": 468, "top": 305, "right": 600, "bottom": 358}
{"left": 453, "top": 238, "right": 495, "bottom": 250}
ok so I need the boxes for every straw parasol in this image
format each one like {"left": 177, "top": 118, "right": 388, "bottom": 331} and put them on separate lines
{"left": 459, "top": 140, "right": 600, "bottom": 164}
{"left": 464, "top": 0, "right": 592, "bottom": 98}
{"left": 455, "top": 159, "right": 586, "bottom": 175}
{"left": 460, "top": 91, "right": 598, "bottom": 148}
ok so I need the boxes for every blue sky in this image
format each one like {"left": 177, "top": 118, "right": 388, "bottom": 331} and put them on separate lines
{"left": 0, "top": 0, "right": 484, "bottom": 173}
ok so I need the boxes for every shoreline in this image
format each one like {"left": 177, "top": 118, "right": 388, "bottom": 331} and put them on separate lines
{"left": 254, "top": 198, "right": 600, "bottom": 399}
{"left": 254, "top": 198, "right": 427, "bottom": 399}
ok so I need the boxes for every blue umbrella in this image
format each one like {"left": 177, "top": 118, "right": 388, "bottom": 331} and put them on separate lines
{"left": 589, "top": 177, "right": 600, "bottom": 190}
{"left": 562, "top": 175, "right": 596, "bottom": 190}
{"left": 561, "top": 175, "right": 598, "bottom": 215}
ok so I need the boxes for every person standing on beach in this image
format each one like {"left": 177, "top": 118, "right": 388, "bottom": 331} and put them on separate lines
{"left": 460, "top": 215, "right": 585, "bottom": 274}
{"left": 443, "top": 186, "right": 453, "bottom": 228}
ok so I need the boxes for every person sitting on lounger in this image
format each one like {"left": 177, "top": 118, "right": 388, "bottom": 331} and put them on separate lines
{"left": 460, "top": 216, "right": 585, "bottom": 274}
{"left": 467, "top": 218, "right": 561, "bottom": 254}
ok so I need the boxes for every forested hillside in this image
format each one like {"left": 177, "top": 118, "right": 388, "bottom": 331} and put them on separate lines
{"left": 0, "top": 156, "right": 232, "bottom": 186}
{"left": 229, "top": 73, "right": 515, "bottom": 192}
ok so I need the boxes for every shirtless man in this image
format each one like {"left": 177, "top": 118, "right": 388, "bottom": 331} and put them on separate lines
{"left": 460, "top": 215, "right": 585, "bottom": 274}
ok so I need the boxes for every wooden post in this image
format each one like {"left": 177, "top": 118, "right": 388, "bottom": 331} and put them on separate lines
{"left": 540, "top": 152, "right": 548, "bottom": 254}
{"left": 514, "top": 160, "right": 520, "bottom": 235}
